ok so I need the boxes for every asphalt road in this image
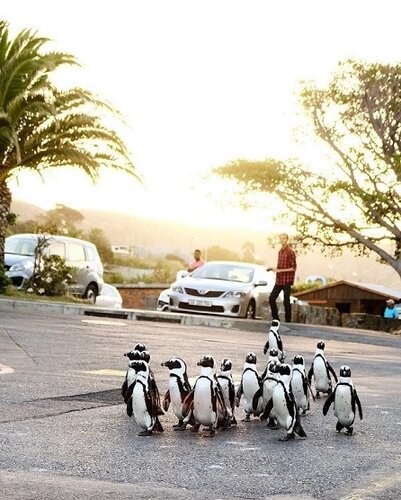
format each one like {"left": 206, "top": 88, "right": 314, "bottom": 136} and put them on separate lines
{"left": 1, "top": 308, "right": 401, "bottom": 500}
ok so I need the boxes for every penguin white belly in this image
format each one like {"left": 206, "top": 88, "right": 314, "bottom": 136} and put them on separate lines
{"left": 334, "top": 386, "right": 354, "bottom": 425}
{"left": 132, "top": 383, "right": 153, "bottom": 431}
{"left": 272, "top": 386, "right": 292, "bottom": 430}
{"left": 243, "top": 373, "right": 262, "bottom": 414}
{"left": 314, "top": 358, "right": 330, "bottom": 392}
{"left": 291, "top": 372, "right": 307, "bottom": 409}
{"left": 262, "top": 378, "right": 278, "bottom": 405}
{"left": 126, "top": 368, "right": 136, "bottom": 388}
{"left": 194, "top": 378, "right": 215, "bottom": 426}
{"left": 218, "top": 378, "right": 232, "bottom": 416}
{"left": 268, "top": 333, "right": 278, "bottom": 351}
{"left": 170, "top": 380, "right": 184, "bottom": 419}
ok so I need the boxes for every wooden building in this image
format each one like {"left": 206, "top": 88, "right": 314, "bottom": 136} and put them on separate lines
{"left": 293, "top": 280, "right": 401, "bottom": 315}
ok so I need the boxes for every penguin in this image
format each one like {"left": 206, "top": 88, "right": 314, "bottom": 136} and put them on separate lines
{"left": 260, "top": 363, "right": 307, "bottom": 441}
{"left": 182, "top": 355, "right": 228, "bottom": 436}
{"left": 260, "top": 347, "right": 281, "bottom": 380}
{"left": 323, "top": 365, "right": 363, "bottom": 435}
{"left": 161, "top": 357, "right": 193, "bottom": 430}
{"left": 307, "top": 341, "right": 338, "bottom": 398}
{"left": 263, "top": 319, "right": 285, "bottom": 362}
{"left": 216, "top": 358, "right": 237, "bottom": 426}
{"left": 290, "top": 355, "right": 315, "bottom": 415}
{"left": 236, "top": 352, "right": 264, "bottom": 421}
{"left": 259, "top": 360, "right": 280, "bottom": 429}
{"left": 121, "top": 349, "right": 151, "bottom": 403}
{"left": 125, "top": 360, "right": 164, "bottom": 436}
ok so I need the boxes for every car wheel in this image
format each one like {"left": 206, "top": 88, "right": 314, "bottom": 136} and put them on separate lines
{"left": 84, "top": 283, "right": 98, "bottom": 304}
{"left": 245, "top": 300, "right": 255, "bottom": 319}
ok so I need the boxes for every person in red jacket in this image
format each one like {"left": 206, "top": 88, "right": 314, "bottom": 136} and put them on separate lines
{"left": 267, "top": 233, "right": 297, "bottom": 323}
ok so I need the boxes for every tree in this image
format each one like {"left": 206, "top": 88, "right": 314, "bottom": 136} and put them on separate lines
{"left": 215, "top": 60, "right": 401, "bottom": 279}
{"left": 40, "top": 204, "right": 84, "bottom": 237}
{"left": 85, "top": 227, "right": 113, "bottom": 263}
{"left": 0, "top": 21, "right": 139, "bottom": 263}
{"left": 206, "top": 245, "right": 241, "bottom": 261}
{"left": 241, "top": 241, "right": 255, "bottom": 262}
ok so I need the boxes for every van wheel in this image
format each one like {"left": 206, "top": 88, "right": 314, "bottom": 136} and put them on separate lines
{"left": 84, "top": 284, "right": 98, "bottom": 304}
{"left": 245, "top": 300, "right": 255, "bottom": 319}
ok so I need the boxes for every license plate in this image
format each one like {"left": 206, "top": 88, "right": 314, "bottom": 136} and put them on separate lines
{"left": 188, "top": 299, "right": 212, "bottom": 307}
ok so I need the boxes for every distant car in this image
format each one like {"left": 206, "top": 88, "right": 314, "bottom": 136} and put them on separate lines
{"left": 168, "top": 261, "right": 275, "bottom": 319}
{"left": 4, "top": 233, "right": 104, "bottom": 302}
{"left": 95, "top": 283, "right": 123, "bottom": 309}
{"left": 157, "top": 270, "right": 189, "bottom": 312}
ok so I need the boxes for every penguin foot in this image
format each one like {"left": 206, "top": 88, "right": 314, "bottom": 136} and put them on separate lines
{"left": 205, "top": 427, "right": 215, "bottom": 437}
{"left": 345, "top": 427, "right": 354, "bottom": 436}
{"left": 241, "top": 414, "right": 251, "bottom": 422}
{"left": 279, "top": 433, "right": 295, "bottom": 441}
{"left": 138, "top": 430, "right": 153, "bottom": 437}
{"left": 266, "top": 419, "right": 279, "bottom": 429}
{"left": 191, "top": 424, "right": 201, "bottom": 433}
{"left": 316, "top": 392, "right": 321, "bottom": 399}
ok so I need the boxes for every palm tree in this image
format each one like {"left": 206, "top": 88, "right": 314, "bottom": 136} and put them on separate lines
{"left": 0, "top": 20, "right": 139, "bottom": 262}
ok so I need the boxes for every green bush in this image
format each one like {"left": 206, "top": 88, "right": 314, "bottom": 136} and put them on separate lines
{"left": 0, "top": 262, "right": 11, "bottom": 293}
{"left": 26, "top": 255, "right": 76, "bottom": 296}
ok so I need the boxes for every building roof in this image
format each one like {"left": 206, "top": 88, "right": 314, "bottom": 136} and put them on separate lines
{"left": 293, "top": 280, "right": 401, "bottom": 300}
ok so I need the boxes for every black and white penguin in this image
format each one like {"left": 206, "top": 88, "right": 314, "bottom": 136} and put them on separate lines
{"left": 125, "top": 360, "right": 164, "bottom": 436}
{"left": 236, "top": 352, "right": 264, "bottom": 421}
{"left": 217, "top": 358, "right": 237, "bottom": 426}
{"left": 161, "top": 357, "right": 193, "bottom": 430}
{"left": 182, "top": 355, "right": 229, "bottom": 436}
{"left": 263, "top": 320, "right": 285, "bottom": 362}
{"left": 121, "top": 349, "right": 151, "bottom": 403}
{"left": 307, "top": 341, "right": 338, "bottom": 398}
{"left": 291, "top": 355, "right": 315, "bottom": 414}
{"left": 261, "top": 363, "right": 307, "bottom": 441}
{"left": 323, "top": 365, "right": 363, "bottom": 435}
{"left": 260, "top": 348, "right": 281, "bottom": 380}
{"left": 259, "top": 360, "right": 280, "bottom": 428}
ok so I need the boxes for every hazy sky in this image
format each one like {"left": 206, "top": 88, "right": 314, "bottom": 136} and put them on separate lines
{"left": 4, "top": 0, "right": 401, "bottom": 230}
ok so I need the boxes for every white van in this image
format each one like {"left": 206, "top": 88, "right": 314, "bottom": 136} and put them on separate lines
{"left": 4, "top": 233, "right": 104, "bottom": 302}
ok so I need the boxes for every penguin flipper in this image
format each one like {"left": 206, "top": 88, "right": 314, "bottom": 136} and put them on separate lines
{"left": 235, "top": 381, "right": 243, "bottom": 407}
{"left": 355, "top": 390, "right": 363, "bottom": 420}
{"left": 126, "top": 397, "right": 133, "bottom": 417}
{"left": 252, "top": 387, "right": 263, "bottom": 413}
{"left": 125, "top": 381, "right": 135, "bottom": 405}
{"left": 260, "top": 398, "right": 273, "bottom": 421}
{"left": 263, "top": 341, "right": 269, "bottom": 355}
{"left": 182, "top": 390, "right": 194, "bottom": 417}
{"left": 121, "top": 377, "right": 128, "bottom": 400}
{"left": 307, "top": 365, "right": 313, "bottom": 384}
{"left": 322, "top": 391, "right": 335, "bottom": 416}
{"left": 307, "top": 379, "right": 316, "bottom": 401}
{"left": 162, "top": 390, "right": 171, "bottom": 412}
{"left": 153, "top": 416, "right": 164, "bottom": 433}
{"left": 294, "top": 414, "right": 307, "bottom": 438}
{"left": 327, "top": 362, "right": 338, "bottom": 383}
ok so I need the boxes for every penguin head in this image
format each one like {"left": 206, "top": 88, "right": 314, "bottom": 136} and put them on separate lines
{"left": 293, "top": 355, "right": 304, "bottom": 366}
{"left": 268, "top": 360, "right": 280, "bottom": 373}
{"left": 161, "top": 357, "right": 186, "bottom": 372}
{"left": 339, "top": 365, "right": 351, "bottom": 378}
{"left": 269, "top": 348, "right": 279, "bottom": 358}
{"left": 124, "top": 349, "right": 150, "bottom": 362}
{"left": 245, "top": 352, "right": 257, "bottom": 364}
{"left": 220, "top": 358, "right": 232, "bottom": 372}
{"left": 278, "top": 364, "right": 292, "bottom": 377}
{"left": 133, "top": 343, "right": 147, "bottom": 352}
{"left": 197, "top": 355, "right": 215, "bottom": 369}
{"left": 316, "top": 341, "right": 325, "bottom": 351}
{"left": 271, "top": 319, "right": 280, "bottom": 329}
{"left": 128, "top": 360, "right": 149, "bottom": 374}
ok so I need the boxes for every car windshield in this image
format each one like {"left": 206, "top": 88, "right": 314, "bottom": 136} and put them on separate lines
{"left": 5, "top": 237, "right": 37, "bottom": 256}
{"left": 191, "top": 263, "right": 254, "bottom": 283}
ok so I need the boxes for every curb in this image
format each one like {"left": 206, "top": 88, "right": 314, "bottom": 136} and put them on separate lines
{"left": 0, "top": 297, "right": 272, "bottom": 333}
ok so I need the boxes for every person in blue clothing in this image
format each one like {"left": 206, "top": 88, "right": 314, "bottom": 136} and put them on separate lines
{"left": 383, "top": 299, "right": 399, "bottom": 319}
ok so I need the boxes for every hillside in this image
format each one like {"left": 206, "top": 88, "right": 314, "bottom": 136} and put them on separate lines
{"left": 10, "top": 199, "right": 401, "bottom": 289}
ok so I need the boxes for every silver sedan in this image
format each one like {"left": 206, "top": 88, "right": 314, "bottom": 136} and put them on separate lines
{"left": 168, "top": 261, "right": 275, "bottom": 319}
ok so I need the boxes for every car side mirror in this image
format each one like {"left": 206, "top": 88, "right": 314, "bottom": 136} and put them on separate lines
{"left": 255, "top": 280, "right": 268, "bottom": 287}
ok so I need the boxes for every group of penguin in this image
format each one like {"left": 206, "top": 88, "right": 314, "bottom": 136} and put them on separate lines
{"left": 121, "top": 319, "right": 363, "bottom": 440}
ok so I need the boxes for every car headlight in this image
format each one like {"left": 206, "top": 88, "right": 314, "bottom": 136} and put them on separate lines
{"left": 172, "top": 285, "right": 185, "bottom": 293}
{"left": 223, "top": 291, "right": 246, "bottom": 298}
{"left": 9, "top": 260, "right": 34, "bottom": 272}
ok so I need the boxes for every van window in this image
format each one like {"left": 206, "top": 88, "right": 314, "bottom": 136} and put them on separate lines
{"left": 66, "top": 243, "right": 86, "bottom": 262}
{"left": 85, "top": 246, "right": 96, "bottom": 262}
{"left": 48, "top": 241, "right": 65, "bottom": 258}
